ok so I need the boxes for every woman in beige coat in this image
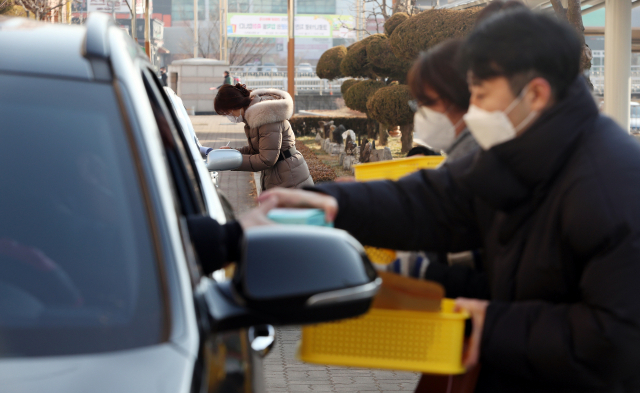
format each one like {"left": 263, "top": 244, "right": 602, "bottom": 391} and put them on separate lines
{"left": 214, "top": 84, "right": 314, "bottom": 191}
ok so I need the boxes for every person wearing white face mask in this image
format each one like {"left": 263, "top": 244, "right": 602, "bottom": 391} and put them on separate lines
{"left": 408, "top": 39, "right": 479, "bottom": 162}
{"left": 259, "top": 9, "right": 640, "bottom": 393}
{"left": 213, "top": 83, "right": 313, "bottom": 190}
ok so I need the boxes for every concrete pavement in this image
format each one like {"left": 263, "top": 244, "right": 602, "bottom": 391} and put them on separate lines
{"left": 192, "top": 116, "right": 256, "bottom": 216}
{"left": 193, "top": 115, "right": 420, "bottom": 393}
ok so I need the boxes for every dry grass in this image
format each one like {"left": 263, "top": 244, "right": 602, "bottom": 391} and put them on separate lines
{"left": 297, "top": 134, "right": 408, "bottom": 181}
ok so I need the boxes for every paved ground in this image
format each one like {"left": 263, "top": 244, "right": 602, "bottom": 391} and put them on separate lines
{"left": 193, "top": 115, "right": 420, "bottom": 393}
{"left": 191, "top": 116, "right": 256, "bottom": 216}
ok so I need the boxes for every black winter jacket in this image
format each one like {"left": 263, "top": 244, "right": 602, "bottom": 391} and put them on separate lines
{"left": 315, "top": 78, "right": 640, "bottom": 393}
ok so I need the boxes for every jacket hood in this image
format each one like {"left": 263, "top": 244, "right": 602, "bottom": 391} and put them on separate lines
{"left": 244, "top": 89, "right": 294, "bottom": 129}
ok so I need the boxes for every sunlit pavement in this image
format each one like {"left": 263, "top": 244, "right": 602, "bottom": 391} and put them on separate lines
{"left": 192, "top": 115, "right": 256, "bottom": 216}
{"left": 194, "top": 115, "right": 420, "bottom": 393}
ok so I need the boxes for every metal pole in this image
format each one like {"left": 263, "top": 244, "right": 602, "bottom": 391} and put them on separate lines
{"left": 361, "top": 0, "right": 365, "bottom": 40}
{"left": 287, "top": 0, "right": 295, "bottom": 104}
{"left": 224, "top": 0, "right": 228, "bottom": 62}
{"left": 603, "top": 0, "right": 631, "bottom": 131}
{"left": 144, "top": 0, "right": 151, "bottom": 59}
{"left": 355, "top": 0, "right": 360, "bottom": 40}
{"left": 194, "top": 0, "right": 198, "bottom": 57}
{"left": 219, "top": 0, "right": 223, "bottom": 60}
{"left": 131, "top": 0, "right": 136, "bottom": 42}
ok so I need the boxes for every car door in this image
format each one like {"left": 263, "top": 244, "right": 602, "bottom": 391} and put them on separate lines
{"left": 140, "top": 68, "right": 262, "bottom": 393}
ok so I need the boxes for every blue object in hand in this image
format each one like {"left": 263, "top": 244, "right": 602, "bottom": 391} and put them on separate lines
{"left": 267, "top": 208, "right": 333, "bottom": 227}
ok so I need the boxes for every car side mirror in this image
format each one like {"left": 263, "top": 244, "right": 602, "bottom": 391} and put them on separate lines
{"left": 201, "top": 226, "right": 379, "bottom": 332}
{"left": 206, "top": 149, "right": 242, "bottom": 172}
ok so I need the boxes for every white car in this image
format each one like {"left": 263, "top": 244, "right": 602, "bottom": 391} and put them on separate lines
{"left": 164, "top": 87, "right": 212, "bottom": 158}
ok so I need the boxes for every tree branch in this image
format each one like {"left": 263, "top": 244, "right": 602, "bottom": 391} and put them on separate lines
{"left": 549, "top": 0, "right": 567, "bottom": 20}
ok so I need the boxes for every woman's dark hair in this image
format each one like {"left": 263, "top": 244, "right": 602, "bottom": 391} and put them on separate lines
{"left": 407, "top": 146, "right": 439, "bottom": 157}
{"left": 214, "top": 83, "right": 252, "bottom": 115}
{"left": 408, "top": 39, "right": 470, "bottom": 111}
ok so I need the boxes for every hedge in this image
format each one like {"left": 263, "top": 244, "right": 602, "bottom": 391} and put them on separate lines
{"left": 366, "top": 34, "right": 412, "bottom": 82}
{"left": 316, "top": 45, "right": 347, "bottom": 80}
{"left": 366, "top": 84, "right": 414, "bottom": 127}
{"left": 384, "top": 12, "right": 409, "bottom": 36}
{"left": 344, "top": 80, "right": 387, "bottom": 114}
{"left": 389, "top": 8, "right": 481, "bottom": 61}
{"left": 289, "top": 115, "right": 369, "bottom": 137}
{"left": 340, "top": 78, "right": 360, "bottom": 96}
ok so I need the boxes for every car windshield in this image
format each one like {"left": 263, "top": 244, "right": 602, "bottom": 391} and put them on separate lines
{"left": 0, "top": 74, "right": 166, "bottom": 357}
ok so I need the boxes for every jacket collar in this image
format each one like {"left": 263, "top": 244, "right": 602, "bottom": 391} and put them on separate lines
{"left": 456, "top": 77, "right": 599, "bottom": 211}
{"left": 243, "top": 89, "right": 294, "bottom": 129}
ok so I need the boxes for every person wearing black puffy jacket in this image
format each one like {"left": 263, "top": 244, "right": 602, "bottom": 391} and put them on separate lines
{"left": 259, "top": 10, "right": 640, "bottom": 393}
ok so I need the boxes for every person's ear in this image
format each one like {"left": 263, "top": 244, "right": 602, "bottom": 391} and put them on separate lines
{"left": 527, "top": 77, "right": 552, "bottom": 112}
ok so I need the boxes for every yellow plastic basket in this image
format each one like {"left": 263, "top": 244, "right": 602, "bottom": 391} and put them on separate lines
{"left": 299, "top": 299, "right": 468, "bottom": 375}
{"left": 354, "top": 156, "right": 445, "bottom": 182}
{"left": 364, "top": 246, "right": 396, "bottom": 265}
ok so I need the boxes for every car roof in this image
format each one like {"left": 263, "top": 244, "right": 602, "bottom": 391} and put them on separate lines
{"left": 0, "top": 17, "right": 93, "bottom": 80}
{"left": 0, "top": 14, "right": 145, "bottom": 82}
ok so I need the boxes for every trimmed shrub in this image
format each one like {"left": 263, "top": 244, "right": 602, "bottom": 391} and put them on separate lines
{"left": 340, "top": 78, "right": 359, "bottom": 96}
{"left": 367, "top": 84, "right": 415, "bottom": 152}
{"left": 384, "top": 12, "right": 409, "bottom": 36}
{"left": 344, "top": 80, "right": 387, "bottom": 114}
{"left": 366, "top": 34, "right": 413, "bottom": 82}
{"left": 340, "top": 39, "right": 369, "bottom": 78}
{"left": 389, "top": 8, "right": 481, "bottom": 61}
{"left": 316, "top": 45, "right": 347, "bottom": 80}
{"left": 366, "top": 84, "right": 413, "bottom": 127}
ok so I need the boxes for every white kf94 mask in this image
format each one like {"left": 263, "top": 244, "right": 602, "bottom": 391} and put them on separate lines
{"left": 413, "top": 106, "right": 458, "bottom": 153}
{"left": 463, "top": 87, "right": 538, "bottom": 150}
{"left": 226, "top": 114, "right": 243, "bottom": 123}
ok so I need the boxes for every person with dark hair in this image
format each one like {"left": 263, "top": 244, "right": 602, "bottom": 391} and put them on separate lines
{"left": 261, "top": 9, "right": 640, "bottom": 392}
{"left": 214, "top": 84, "right": 313, "bottom": 190}
{"left": 474, "top": 0, "right": 526, "bottom": 24}
{"left": 210, "top": 71, "right": 234, "bottom": 91}
{"left": 406, "top": 145, "right": 438, "bottom": 157}
{"left": 159, "top": 67, "right": 168, "bottom": 86}
{"left": 408, "top": 39, "right": 479, "bottom": 161}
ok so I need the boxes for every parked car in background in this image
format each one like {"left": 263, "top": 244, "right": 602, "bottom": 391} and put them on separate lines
{"left": 0, "top": 14, "right": 379, "bottom": 393}
{"left": 296, "top": 63, "right": 314, "bottom": 74}
{"left": 260, "top": 62, "right": 278, "bottom": 73}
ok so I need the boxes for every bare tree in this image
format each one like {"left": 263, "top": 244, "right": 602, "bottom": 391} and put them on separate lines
{"left": 16, "top": 0, "right": 66, "bottom": 20}
{"left": 343, "top": 0, "right": 417, "bottom": 37}
{"left": 550, "top": 0, "right": 593, "bottom": 73}
{"left": 179, "top": 10, "right": 272, "bottom": 65}
{"left": 227, "top": 36, "right": 273, "bottom": 65}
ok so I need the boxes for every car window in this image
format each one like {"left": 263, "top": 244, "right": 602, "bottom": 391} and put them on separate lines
{"left": 0, "top": 74, "right": 166, "bottom": 357}
{"left": 141, "top": 68, "right": 205, "bottom": 216}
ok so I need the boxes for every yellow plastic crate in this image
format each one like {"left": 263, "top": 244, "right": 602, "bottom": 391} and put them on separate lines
{"left": 299, "top": 299, "right": 468, "bottom": 375}
{"left": 364, "top": 246, "right": 396, "bottom": 265}
{"left": 354, "top": 155, "right": 445, "bottom": 182}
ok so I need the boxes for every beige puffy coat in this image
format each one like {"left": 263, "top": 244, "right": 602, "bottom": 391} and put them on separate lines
{"left": 237, "top": 89, "right": 313, "bottom": 190}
